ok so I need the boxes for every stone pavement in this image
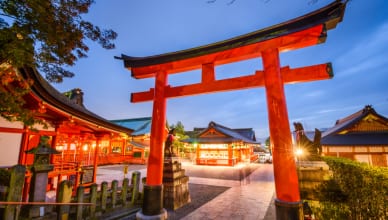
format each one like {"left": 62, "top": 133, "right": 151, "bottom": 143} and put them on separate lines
{"left": 181, "top": 162, "right": 275, "bottom": 220}
{"left": 97, "top": 162, "right": 276, "bottom": 220}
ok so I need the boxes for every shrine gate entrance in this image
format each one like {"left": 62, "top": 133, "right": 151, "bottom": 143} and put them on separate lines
{"left": 117, "top": 1, "right": 346, "bottom": 219}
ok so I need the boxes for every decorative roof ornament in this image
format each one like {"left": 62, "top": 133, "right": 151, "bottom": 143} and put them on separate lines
{"left": 63, "top": 88, "right": 85, "bottom": 107}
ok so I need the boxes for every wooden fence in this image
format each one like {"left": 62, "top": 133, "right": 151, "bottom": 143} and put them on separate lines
{"left": 57, "top": 171, "right": 142, "bottom": 220}
{"left": 1, "top": 166, "right": 143, "bottom": 220}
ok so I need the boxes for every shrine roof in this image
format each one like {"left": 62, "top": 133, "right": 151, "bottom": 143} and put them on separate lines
{"left": 129, "top": 141, "right": 148, "bottom": 149}
{"left": 117, "top": 1, "right": 346, "bottom": 78}
{"left": 321, "top": 105, "right": 388, "bottom": 145}
{"left": 111, "top": 117, "right": 152, "bottom": 136}
{"left": 19, "top": 67, "right": 134, "bottom": 134}
{"left": 183, "top": 121, "right": 259, "bottom": 144}
{"left": 321, "top": 133, "right": 388, "bottom": 145}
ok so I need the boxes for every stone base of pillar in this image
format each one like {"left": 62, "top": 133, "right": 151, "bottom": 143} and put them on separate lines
{"left": 163, "top": 158, "right": 191, "bottom": 210}
{"left": 141, "top": 184, "right": 165, "bottom": 217}
{"left": 136, "top": 209, "right": 168, "bottom": 220}
{"left": 275, "top": 199, "right": 303, "bottom": 220}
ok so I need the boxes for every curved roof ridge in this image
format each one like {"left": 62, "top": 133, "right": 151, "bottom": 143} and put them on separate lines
{"left": 19, "top": 66, "right": 134, "bottom": 134}
{"left": 322, "top": 105, "right": 387, "bottom": 138}
{"left": 205, "top": 121, "right": 258, "bottom": 143}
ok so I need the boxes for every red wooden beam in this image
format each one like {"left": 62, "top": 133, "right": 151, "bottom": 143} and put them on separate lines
{"left": 131, "top": 63, "right": 332, "bottom": 102}
{"left": 129, "top": 25, "right": 325, "bottom": 78}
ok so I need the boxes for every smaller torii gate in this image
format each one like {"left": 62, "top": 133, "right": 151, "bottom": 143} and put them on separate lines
{"left": 117, "top": 1, "right": 346, "bottom": 219}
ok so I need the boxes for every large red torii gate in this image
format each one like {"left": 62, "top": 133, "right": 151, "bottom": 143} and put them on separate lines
{"left": 117, "top": 1, "right": 346, "bottom": 219}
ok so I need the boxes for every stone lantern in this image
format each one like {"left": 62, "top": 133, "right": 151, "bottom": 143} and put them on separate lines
{"left": 24, "top": 135, "right": 60, "bottom": 218}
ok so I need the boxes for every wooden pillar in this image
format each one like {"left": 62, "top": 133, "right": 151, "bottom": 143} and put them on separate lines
{"left": 138, "top": 71, "right": 168, "bottom": 219}
{"left": 262, "top": 48, "right": 303, "bottom": 219}
{"left": 147, "top": 70, "right": 167, "bottom": 185}
{"left": 18, "top": 126, "right": 29, "bottom": 165}
{"left": 228, "top": 144, "right": 233, "bottom": 166}
{"left": 196, "top": 145, "right": 200, "bottom": 158}
{"left": 19, "top": 126, "right": 30, "bottom": 202}
{"left": 92, "top": 135, "right": 103, "bottom": 183}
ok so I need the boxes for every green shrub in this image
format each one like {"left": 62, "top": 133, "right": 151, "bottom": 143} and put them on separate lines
{"left": 312, "top": 156, "right": 388, "bottom": 219}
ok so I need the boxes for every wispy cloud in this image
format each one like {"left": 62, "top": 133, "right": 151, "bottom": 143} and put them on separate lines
{"left": 336, "top": 21, "right": 388, "bottom": 77}
{"left": 303, "top": 90, "right": 324, "bottom": 98}
{"left": 316, "top": 105, "right": 360, "bottom": 115}
{"left": 337, "top": 55, "right": 387, "bottom": 77}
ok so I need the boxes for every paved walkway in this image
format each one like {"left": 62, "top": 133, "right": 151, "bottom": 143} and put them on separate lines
{"left": 97, "top": 162, "right": 276, "bottom": 220}
{"left": 181, "top": 163, "right": 275, "bottom": 220}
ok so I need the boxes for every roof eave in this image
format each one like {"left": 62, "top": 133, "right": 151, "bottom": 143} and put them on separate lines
{"left": 21, "top": 67, "right": 134, "bottom": 134}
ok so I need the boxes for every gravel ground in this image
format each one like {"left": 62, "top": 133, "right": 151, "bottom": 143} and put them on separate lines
{"left": 166, "top": 183, "right": 230, "bottom": 220}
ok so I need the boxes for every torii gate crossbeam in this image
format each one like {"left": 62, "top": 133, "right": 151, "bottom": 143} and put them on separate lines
{"left": 117, "top": 2, "right": 346, "bottom": 219}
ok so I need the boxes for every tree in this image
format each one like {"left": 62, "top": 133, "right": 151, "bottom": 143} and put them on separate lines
{"left": 169, "top": 121, "right": 189, "bottom": 156}
{"left": 0, "top": 0, "right": 117, "bottom": 126}
{"left": 264, "top": 136, "right": 272, "bottom": 154}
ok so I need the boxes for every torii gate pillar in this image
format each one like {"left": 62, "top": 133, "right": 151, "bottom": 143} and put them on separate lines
{"left": 263, "top": 49, "right": 303, "bottom": 218}
{"left": 136, "top": 71, "right": 168, "bottom": 220}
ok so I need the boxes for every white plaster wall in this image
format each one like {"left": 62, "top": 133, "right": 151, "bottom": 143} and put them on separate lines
{"left": 0, "top": 132, "right": 22, "bottom": 166}
{"left": 354, "top": 147, "right": 368, "bottom": 152}
{"left": 334, "top": 147, "right": 353, "bottom": 152}
{"left": 369, "top": 146, "right": 383, "bottom": 152}
{"left": 0, "top": 117, "right": 23, "bottom": 129}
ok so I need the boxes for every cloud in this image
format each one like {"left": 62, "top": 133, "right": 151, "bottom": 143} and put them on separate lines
{"left": 314, "top": 105, "right": 360, "bottom": 117}
{"left": 302, "top": 90, "right": 324, "bottom": 98}
{"left": 337, "top": 55, "right": 387, "bottom": 77}
{"left": 336, "top": 21, "right": 388, "bottom": 77}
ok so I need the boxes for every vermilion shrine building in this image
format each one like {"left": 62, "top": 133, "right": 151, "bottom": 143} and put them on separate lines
{"left": 0, "top": 66, "right": 148, "bottom": 199}
{"left": 183, "top": 121, "right": 260, "bottom": 166}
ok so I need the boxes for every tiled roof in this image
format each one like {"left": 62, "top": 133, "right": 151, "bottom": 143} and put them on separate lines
{"left": 19, "top": 67, "right": 134, "bottom": 134}
{"left": 111, "top": 117, "right": 152, "bottom": 136}
{"left": 129, "top": 141, "right": 148, "bottom": 149}
{"left": 183, "top": 121, "right": 259, "bottom": 144}
{"left": 321, "top": 132, "right": 388, "bottom": 145}
{"left": 321, "top": 105, "right": 388, "bottom": 145}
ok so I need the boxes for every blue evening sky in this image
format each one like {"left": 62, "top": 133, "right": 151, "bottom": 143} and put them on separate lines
{"left": 52, "top": 0, "right": 388, "bottom": 139}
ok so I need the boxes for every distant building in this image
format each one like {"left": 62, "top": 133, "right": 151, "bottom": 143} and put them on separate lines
{"left": 111, "top": 117, "right": 152, "bottom": 164}
{"left": 183, "top": 121, "right": 260, "bottom": 166}
{"left": 321, "top": 105, "right": 388, "bottom": 167}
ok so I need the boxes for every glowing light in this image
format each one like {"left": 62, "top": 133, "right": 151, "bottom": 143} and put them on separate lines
{"left": 295, "top": 148, "right": 303, "bottom": 156}
{"left": 83, "top": 144, "right": 88, "bottom": 151}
